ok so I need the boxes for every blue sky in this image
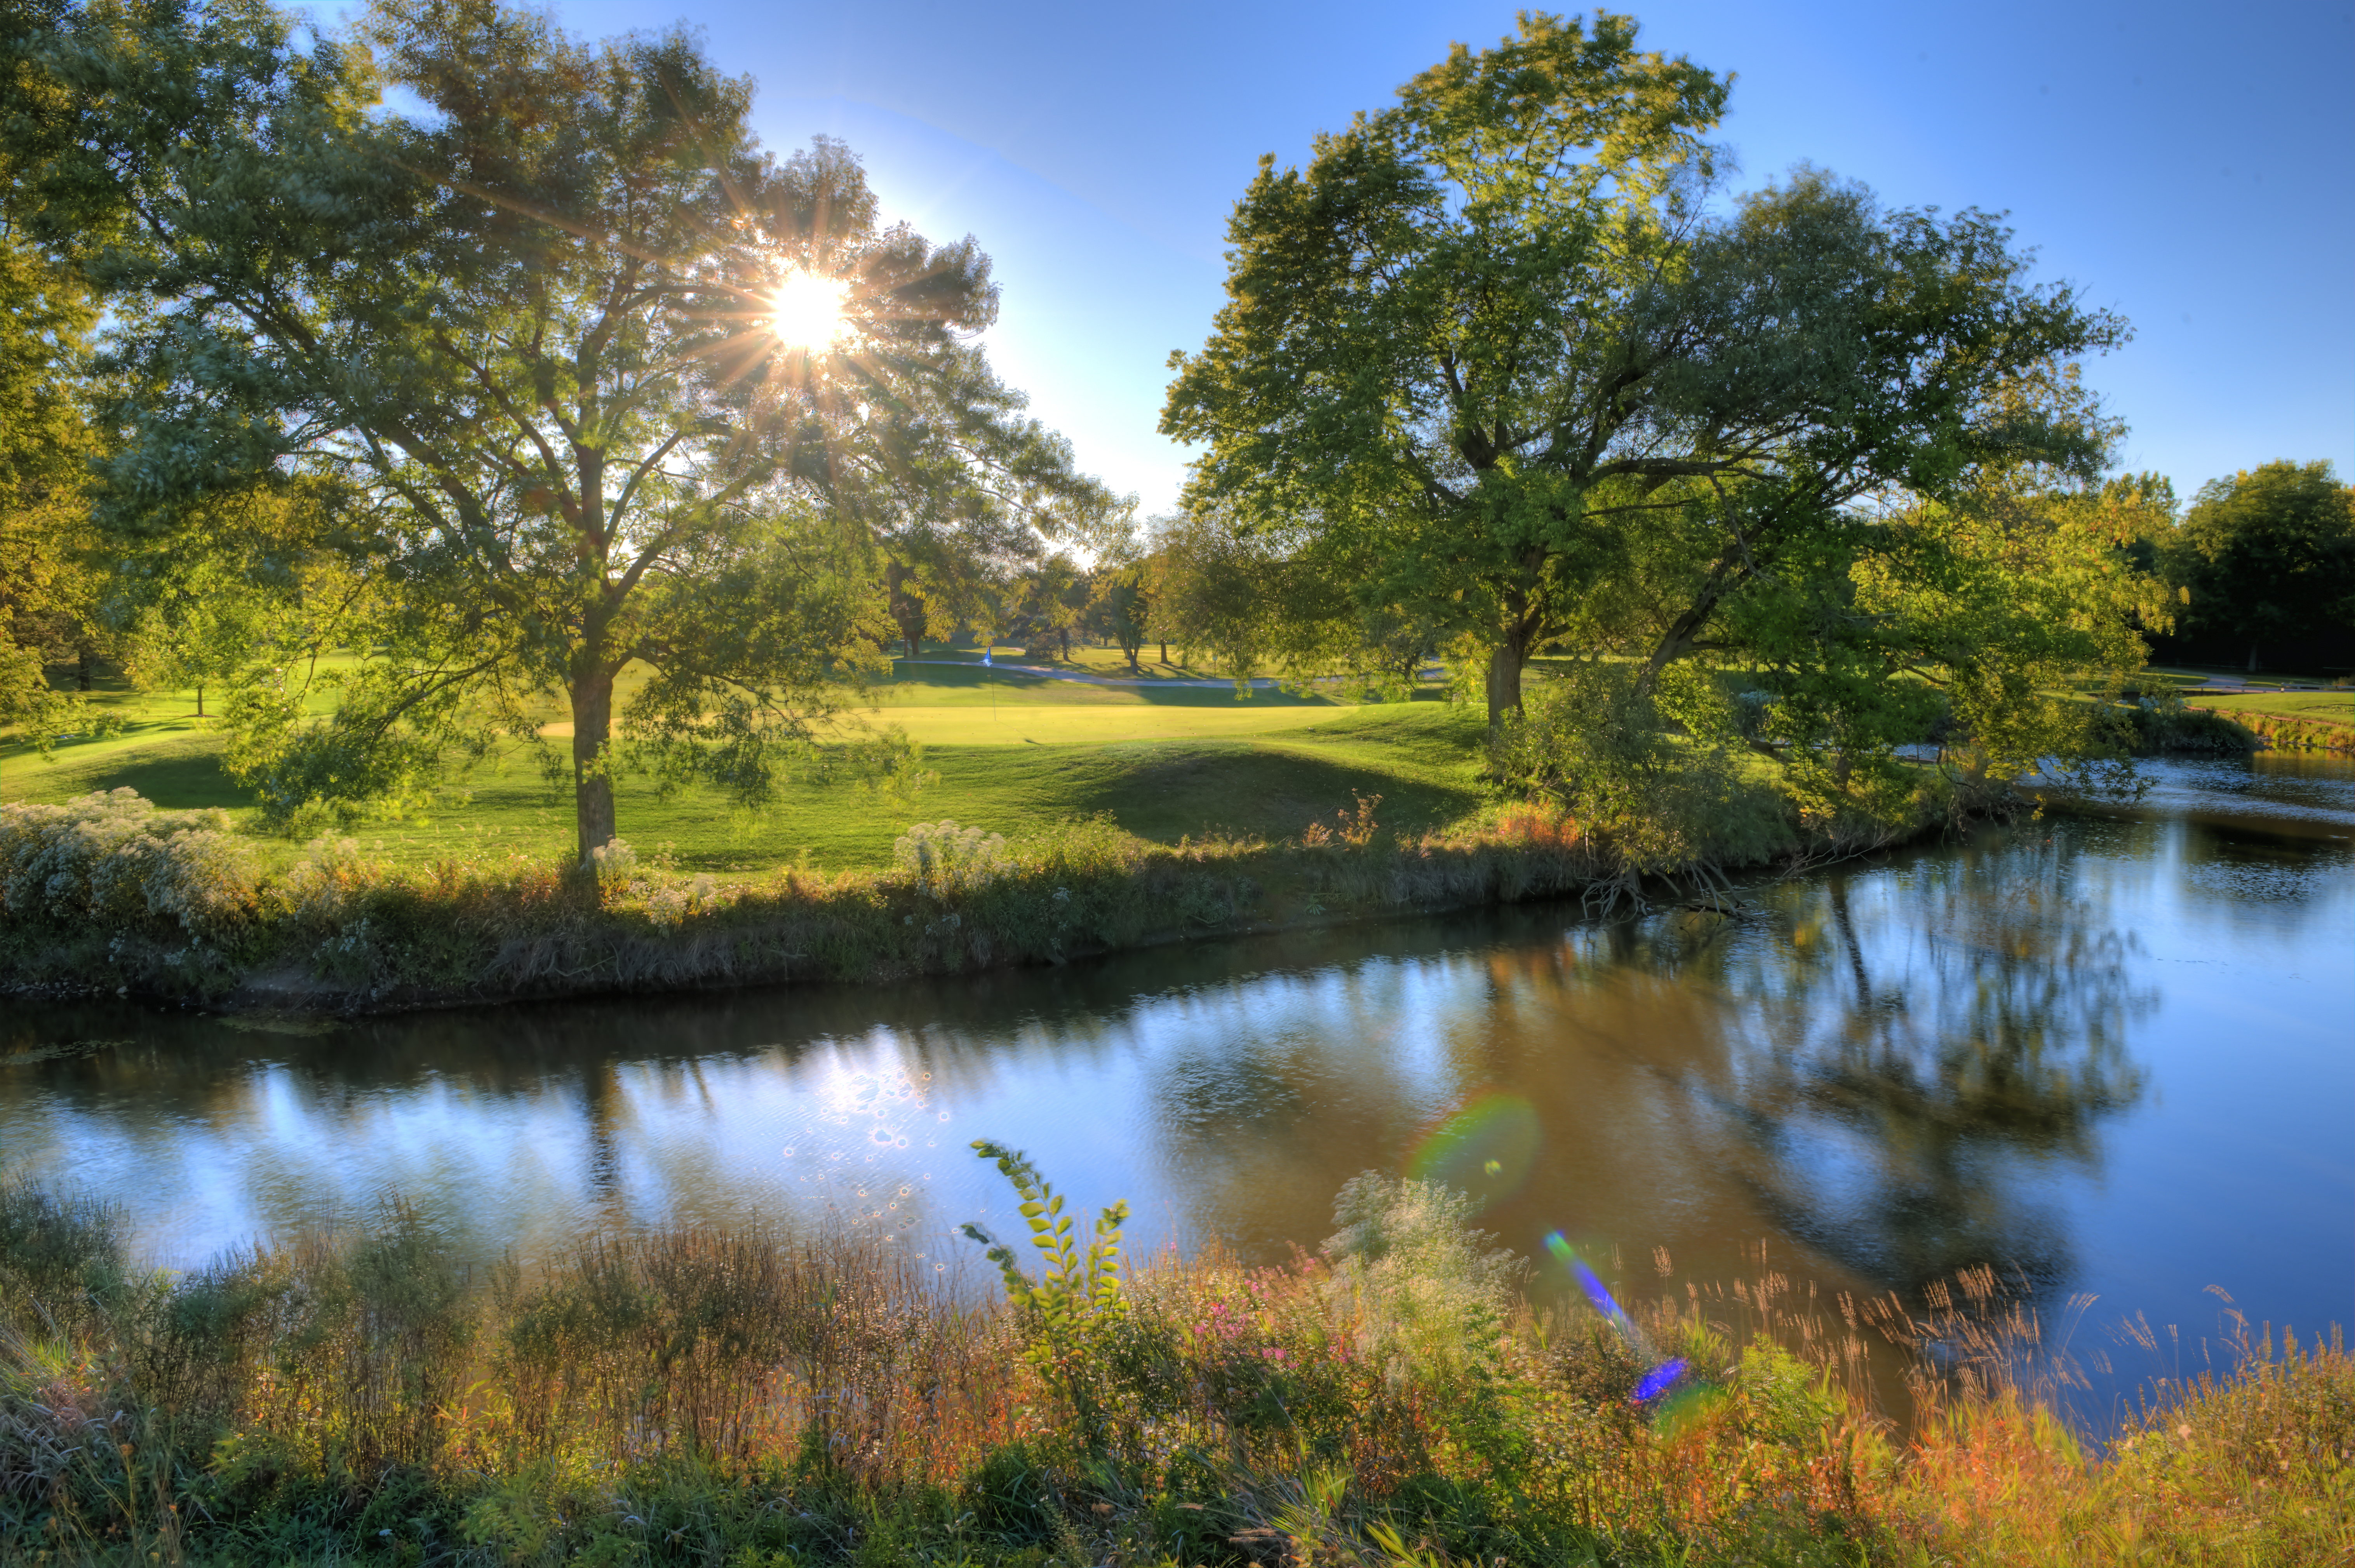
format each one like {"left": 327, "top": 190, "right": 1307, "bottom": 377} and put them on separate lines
{"left": 409, "top": 0, "right": 2353, "bottom": 517}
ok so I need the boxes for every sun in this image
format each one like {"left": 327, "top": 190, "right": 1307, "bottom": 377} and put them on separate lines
{"left": 768, "top": 270, "right": 849, "bottom": 348}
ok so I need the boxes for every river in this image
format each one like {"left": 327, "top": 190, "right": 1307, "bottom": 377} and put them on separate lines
{"left": 4, "top": 755, "right": 2349, "bottom": 1396}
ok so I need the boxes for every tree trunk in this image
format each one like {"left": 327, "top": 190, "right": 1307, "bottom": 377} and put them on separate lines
{"left": 2246, "top": 640, "right": 2260, "bottom": 674}
{"left": 1484, "top": 644, "right": 1523, "bottom": 729}
{"left": 75, "top": 646, "right": 92, "bottom": 691}
{"left": 571, "top": 663, "right": 618, "bottom": 866}
{"left": 195, "top": 684, "right": 205, "bottom": 719}
{"left": 1159, "top": 640, "right": 1168, "bottom": 665}
{"left": 885, "top": 560, "right": 924, "bottom": 661}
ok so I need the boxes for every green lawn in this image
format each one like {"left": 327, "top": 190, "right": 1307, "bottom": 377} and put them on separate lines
{"left": 1, "top": 655, "right": 1491, "bottom": 873}
{"left": 2181, "top": 690, "right": 2354, "bottom": 724}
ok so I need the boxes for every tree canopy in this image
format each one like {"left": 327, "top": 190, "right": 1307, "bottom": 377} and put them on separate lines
{"left": 2158, "top": 461, "right": 2354, "bottom": 674}
{"left": 19, "top": 0, "right": 1125, "bottom": 857}
{"left": 1163, "top": 12, "right": 2132, "bottom": 731}
{"left": 0, "top": 233, "right": 104, "bottom": 741}
{"left": 1163, "top": 9, "right": 2161, "bottom": 823}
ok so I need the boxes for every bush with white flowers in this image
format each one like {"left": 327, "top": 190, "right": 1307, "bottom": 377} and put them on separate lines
{"left": 0, "top": 789, "right": 259, "bottom": 942}
{"left": 893, "top": 820, "right": 1009, "bottom": 899}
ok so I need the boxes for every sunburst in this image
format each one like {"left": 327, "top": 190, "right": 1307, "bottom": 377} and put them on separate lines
{"left": 768, "top": 270, "right": 850, "bottom": 348}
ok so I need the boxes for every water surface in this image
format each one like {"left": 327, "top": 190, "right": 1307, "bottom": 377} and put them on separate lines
{"left": 5, "top": 756, "right": 2349, "bottom": 1378}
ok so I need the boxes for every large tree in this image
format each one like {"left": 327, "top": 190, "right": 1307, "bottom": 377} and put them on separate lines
{"left": 0, "top": 233, "right": 104, "bottom": 738}
{"left": 26, "top": 0, "right": 1123, "bottom": 857}
{"left": 1162, "top": 11, "right": 2125, "bottom": 732}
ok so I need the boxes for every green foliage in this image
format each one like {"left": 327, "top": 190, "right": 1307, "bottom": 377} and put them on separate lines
{"left": 17, "top": 0, "right": 1123, "bottom": 865}
{"left": 962, "top": 1141, "right": 1130, "bottom": 1351}
{"left": 1164, "top": 14, "right": 2128, "bottom": 750}
{"left": 1490, "top": 464, "right": 2170, "bottom": 838}
{"left": 2158, "top": 459, "right": 2355, "bottom": 672}
{"left": 961, "top": 1140, "right": 1132, "bottom": 1461}
{"left": 1729, "top": 1342, "right": 1843, "bottom": 1451}
{"left": 2121, "top": 690, "right": 2259, "bottom": 755}
{"left": 1163, "top": 10, "right": 1727, "bottom": 722}
{"left": 1144, "top": 506, "right": 1370, "bottom": 693}
{"left": 1487, "top": 661, "right": 1767, "bottom": 896}
{"left": 1084, "top": 554, "right": 1152, "bottom": 672}
{"left": 0, "top": 232, "right": 104, "bottom": 748}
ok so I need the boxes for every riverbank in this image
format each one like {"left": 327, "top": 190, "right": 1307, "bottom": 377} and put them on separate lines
{"left": 2121, "top": 684, "right": 2355, "bottom": 755}
{"left": 2, "top": 1165, "right": 2346, "bottom": 1568}
{"left": 0, "top": 771, "right": 1967, "bottom": 1017}
{"left": 2179, "top": 702, "right": 2355, "bottom": 753}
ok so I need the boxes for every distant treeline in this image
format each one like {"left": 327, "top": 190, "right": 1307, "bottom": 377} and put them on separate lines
{"left": 2130, "top": 460, "right": 2355, "bottom": 676}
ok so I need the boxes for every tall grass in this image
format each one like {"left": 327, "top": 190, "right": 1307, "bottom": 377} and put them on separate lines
{"left": 2, "top": 1165, "right": 2347, "bottom": 1566}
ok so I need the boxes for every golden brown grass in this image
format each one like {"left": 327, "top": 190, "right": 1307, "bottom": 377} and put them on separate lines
{"left": 2, "top": 1171, "right": 2348, "bottom": 1566}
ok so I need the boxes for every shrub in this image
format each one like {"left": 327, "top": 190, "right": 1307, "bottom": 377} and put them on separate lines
{"left": 588, "top": 834, "right": 639, "bottom": 892}
{"left": 0, "top": 788, "right": 259, "bottom": 944}
{"left": 1323, "top": 1173, "right": 1525, "bottom": 1392}
{"left": 2125, "top": 695, "right": 2258, "bottom": 754}
{"left": 1487, "top": 665, "right": 1760, "bottom": 901}
{"left": 893, "top": 820, "right": 1011, "bottom": 898}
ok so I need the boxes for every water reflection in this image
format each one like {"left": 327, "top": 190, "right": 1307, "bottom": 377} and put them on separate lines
{"left": 1706, "top": 838, "right": 2152, "bottom": 1297}
{"left": 2, "top": 759, "right": 2348, "bottom": 1348}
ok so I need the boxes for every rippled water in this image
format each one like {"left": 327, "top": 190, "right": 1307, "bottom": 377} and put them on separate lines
{"left": 4, "top": 756, "right": 2350, "bottom": 1367}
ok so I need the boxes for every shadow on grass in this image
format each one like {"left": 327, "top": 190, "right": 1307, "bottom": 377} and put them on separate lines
{"left": 0, "top": 729, "right": 244, "bottom": 810}
{"left": 1057, "top": 740, "right": 1483, "bottom": 843}
{"left": 0, "top": 709, "right": 1494, "bottom": 873}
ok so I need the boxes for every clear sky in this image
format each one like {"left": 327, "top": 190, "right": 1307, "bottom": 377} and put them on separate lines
{"left": 395, "top": 0, "right": 2354, "bottom": 518}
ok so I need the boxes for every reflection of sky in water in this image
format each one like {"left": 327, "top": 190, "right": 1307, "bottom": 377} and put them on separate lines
{"left": 2, "top": 759, "right": 2350, "bottom": 1361}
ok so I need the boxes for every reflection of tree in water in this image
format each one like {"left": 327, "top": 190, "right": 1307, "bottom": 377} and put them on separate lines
{"left": 1699, "top": 832, "right": 2154, "bottom": 1298}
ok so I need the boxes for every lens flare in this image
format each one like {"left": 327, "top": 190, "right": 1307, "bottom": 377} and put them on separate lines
{"left": 1544, "top": 1230, "right": 1689, "bottom": 1410}
{"left": 1404, "top": 1093, "right": 1539, "bottom": 1213}
{"left": 1631, "top": 1358, "right": 1689, "bottom": 1401}
{"left": 769, "top": 270, "right": 849, "bottom": 347}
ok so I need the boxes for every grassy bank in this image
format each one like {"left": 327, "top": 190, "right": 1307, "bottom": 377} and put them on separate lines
{"left": 2177, "top": 701, "right": 2355, "bottom": 754}
{"left": 2, "top": 1164, "right": 2347, "bottom": 1568}
{"left": 2121, "top": 675, "right": 2355, "bottom": 755}
{"left": 2, "top": 652, "right": 2031, "bottom": 1014}
{"left": 0, "top": 756, "right": 1940, "bottom": 1014}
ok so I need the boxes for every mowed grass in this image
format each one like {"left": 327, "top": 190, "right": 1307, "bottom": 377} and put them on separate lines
{"left": 1, "top": 656, "right": 1490, "bottom": 873}
{"left": 2186, "top": 689, "right": 2355, "bottom": 724}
